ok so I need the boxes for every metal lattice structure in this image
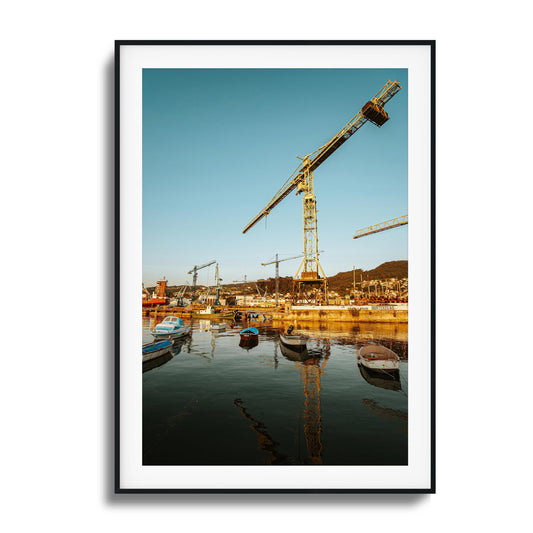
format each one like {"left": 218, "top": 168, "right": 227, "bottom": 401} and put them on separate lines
{"left": 261, "top": 253, "right": 304, "bottom": 307}
{"left": 214, "top": 263, "right": 223, "bottom": 305}
{"left": 352, "top": 215, "right": 408, "bottom": 240}
{"left": 188, "top": 260, "right": 216, "bottom": 302}
{"left": 243, "top": 80, "right": 402, "bottom": 302}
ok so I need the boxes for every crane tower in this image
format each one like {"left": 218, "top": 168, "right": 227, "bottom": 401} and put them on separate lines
{"left": 188, "top": 260, "right": 216, "bottom": 302}
{"left": 243, "top": 80, "right": 402, "bottom": 303}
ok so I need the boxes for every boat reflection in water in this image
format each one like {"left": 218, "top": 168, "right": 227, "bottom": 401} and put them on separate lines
{"left": 239, "top": 337, "right": 258, "bottom": 350}
{"left": 358, "top": 364, "right": 402, "bottom": 391}
{"left": 279, "top": 341, "right": 329, "bottom": 465}
{"left": 143, "top": 351, "right": 173, "bottom": 373}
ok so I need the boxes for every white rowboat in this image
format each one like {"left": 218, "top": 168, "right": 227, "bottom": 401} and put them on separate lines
{"left": 357, "top": 344, "right": 400, "bottom": 372}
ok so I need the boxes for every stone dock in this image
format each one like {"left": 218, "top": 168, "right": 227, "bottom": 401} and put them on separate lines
{"left": 272, "top": 304, "right": 408, "bottom": 323}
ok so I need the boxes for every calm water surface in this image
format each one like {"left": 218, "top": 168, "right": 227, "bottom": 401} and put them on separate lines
{"left": 143, "top": 317, "right": 408, "bottom": 465}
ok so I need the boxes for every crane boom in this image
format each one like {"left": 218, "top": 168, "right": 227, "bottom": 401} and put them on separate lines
{"left": 187, "top": 260, "right": 216, "bottom": 274}
{"left": 243, "top": 80, "right": 402, "bottom": 234}
{"left": 352, "top": 215, "right": 408, "bottom": 240}
{"left": 188, "top": 260, "right": 216, "bottom": 302}
{"left": 261, "top": 253, "right": 303, "bottom": 266}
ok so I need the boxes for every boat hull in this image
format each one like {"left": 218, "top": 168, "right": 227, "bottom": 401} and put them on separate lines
{"left": 279, "top": 333, "right": 308, "bottom": 351}
{"left": 357, "top": 344, "right": 400, "bottom": 373}
{"left": 240, "top": 333, "right": 258, "bottom": 340}
{"left": 142, "top": 298, "right": 168, "bottom": 308}
{"left": 150, "top": 326, "right": 191, "bottom": 340}
{"left": 142, "top": 340, "right": 174, "bottom": 362}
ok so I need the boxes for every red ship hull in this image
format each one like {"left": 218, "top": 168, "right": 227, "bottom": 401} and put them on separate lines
{"left": 142, "top": 298, "right": 168, "bottom": 308}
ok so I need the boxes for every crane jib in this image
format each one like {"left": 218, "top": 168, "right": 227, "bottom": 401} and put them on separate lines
{"left": 242, "top": 80, "right": 402, "bottom": 234}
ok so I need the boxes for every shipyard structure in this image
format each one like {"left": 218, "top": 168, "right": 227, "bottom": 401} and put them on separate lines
{"left": 144, "top": 81, "right": 408, "bottom": 325}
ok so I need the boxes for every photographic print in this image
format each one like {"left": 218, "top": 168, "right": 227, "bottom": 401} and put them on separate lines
{"left": 116, "top": 41, "right": 434, "bottom": 492}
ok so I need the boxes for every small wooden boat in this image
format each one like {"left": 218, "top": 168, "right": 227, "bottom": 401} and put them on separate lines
{"left": 357, "top": 344, "right": 400, "bottom": 373}
{"left": 142, "top": 339, "right": 174, "bottom": 363}
{"left": 210, "top": 322, "right": 226, "bottom": 332}
{"left": 150, "top": 316, "right": 191, "bottom": 340}
{"left": 239, "top": 326, "right": 258, "bottom": 340}
{"left": 279, "top": 325, "right": 308, "bottom": 352}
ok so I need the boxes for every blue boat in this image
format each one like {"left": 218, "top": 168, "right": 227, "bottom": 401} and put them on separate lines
{"left": 150, "top": 316, "right": 191, "bottom": 340}
{"left": 142, "top": 339, "right": 174, "bottom": 363}
{"left": 240, "top": 326, "right": 259, "bottom": 340}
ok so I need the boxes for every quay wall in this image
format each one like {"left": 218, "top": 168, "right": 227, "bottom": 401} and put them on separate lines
{"left": 273, "top": 305, "right": 408, "bottom": 323}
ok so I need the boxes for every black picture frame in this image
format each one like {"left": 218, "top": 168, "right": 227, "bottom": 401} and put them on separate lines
{"left": 115, "top": 40, "right": 435, "bottom": 494}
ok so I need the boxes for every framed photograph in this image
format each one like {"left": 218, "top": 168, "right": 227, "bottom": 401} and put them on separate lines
{"left": 116, "top": 40, "right": 435, "bottom": 493}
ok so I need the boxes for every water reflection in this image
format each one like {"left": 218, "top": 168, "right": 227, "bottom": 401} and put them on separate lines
{"left": 143, "top": 316, "right": 409, "bottom": 465}
{"left": 233, "top": 398, "right": 294, "bottom": 464}
{"left": 279, "top": 339, "right": 329, "bottom": 465}
{"left": 358, "top": 364, "right": 402, "bottom": 391}
{"left": 142, "top": 338, "right": 186, "bottom": 373}
{"left": 239, "top": 337, "right": 259, "bottom": 350}
{"left": 362, "top": 399, "right": 408, "bottom": 433}
{"left": 143, "top": 351, "right": 173, "bottom": 373}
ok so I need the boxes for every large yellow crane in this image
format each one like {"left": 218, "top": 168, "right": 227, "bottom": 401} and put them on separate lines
{"left": 243, "top": 80, "right": 402, "bottom": 302}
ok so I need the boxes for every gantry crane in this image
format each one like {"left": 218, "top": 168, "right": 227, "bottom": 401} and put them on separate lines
{"left": 214, "top": 263, "right": 223, "bottom": 305}
{"left": 353, "top": 215, "right": 408, "bottom": 240}
{"left": 243, "top": 80, "right": 402, "bottom": 303}
{"left": 188, "top": 260, "right": 216, "bottom": 302}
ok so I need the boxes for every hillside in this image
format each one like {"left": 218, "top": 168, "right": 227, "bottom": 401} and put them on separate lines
{"left": 327, "top": 260, "right": 408, "bottom": 292}
{"left": 149, "top": 260, "right": 407, "bottom": 297}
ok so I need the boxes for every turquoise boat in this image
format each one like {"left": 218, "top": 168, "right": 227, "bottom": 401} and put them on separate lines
{"left": 150, "top": 316, "right": 191, "bottom": 340}
{"left": 142, "top": 339, "right": 174, "bottom": 362}
{"left": 240, "top": 326, "right": 258, "bottom": 340}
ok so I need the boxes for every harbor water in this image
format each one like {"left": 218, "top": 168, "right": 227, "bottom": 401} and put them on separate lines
{"left": 143, "top": 317, "right": 408, "bottom": 466}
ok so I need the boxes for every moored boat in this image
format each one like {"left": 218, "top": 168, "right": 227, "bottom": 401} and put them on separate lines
{"left": 150, "top": 316, "right": 191, "bottom": 340}
{"left": 357, "top": 343, "right": 400, "bottom": 373}
{"left": 142, "top": 339, "right": 174, "bottom": 363}
{"left": 210, "top": 322, "right": 226, "bottom": 332}
{"left": 279, "top": 325, "right": 308, "bottom": 352}
{"left": 239, "top": 326, "right": 258, "bottom": 340}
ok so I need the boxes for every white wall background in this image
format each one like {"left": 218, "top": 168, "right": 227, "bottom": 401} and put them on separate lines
{"left": 1, "top": 1, "right": 531, "bottom": 530}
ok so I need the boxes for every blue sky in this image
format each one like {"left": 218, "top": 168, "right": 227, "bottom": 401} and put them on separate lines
{"left": 143, "top": 68, "right": 407, "bottom": 287}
